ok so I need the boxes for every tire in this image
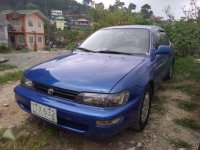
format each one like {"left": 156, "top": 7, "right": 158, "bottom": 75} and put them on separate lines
{"left": 164, "top": 65, "right": 173, "bottom": 80}
{"left": 131, "top": 85, "right": 152, "bottom": 131}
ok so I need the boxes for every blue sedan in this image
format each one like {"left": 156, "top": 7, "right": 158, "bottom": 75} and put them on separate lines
{"left": 14, "top": 25, "right": 175, "bottom": 139}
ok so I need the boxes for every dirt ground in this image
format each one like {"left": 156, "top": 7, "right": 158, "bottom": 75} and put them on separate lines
{"left": 0, "top": 50, "right": 67, "bottom": 69}
{"left": 0, "top": 51, "right": 200, "bottom": 150}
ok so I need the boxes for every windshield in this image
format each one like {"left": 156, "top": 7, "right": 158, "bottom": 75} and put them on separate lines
{"left": 78, "top": 28, "right": 150, "bottom": 55}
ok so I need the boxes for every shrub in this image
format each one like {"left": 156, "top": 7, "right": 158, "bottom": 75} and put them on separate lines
{"left": 162, "top": 21, "right": 200, "bottom": 56}
{"left": 0, "top": 44, "right": 11, "bottom": 53}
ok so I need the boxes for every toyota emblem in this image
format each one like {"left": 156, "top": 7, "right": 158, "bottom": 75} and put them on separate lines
{"left": 47, "top": 88, "right": 54, "bottom": 95}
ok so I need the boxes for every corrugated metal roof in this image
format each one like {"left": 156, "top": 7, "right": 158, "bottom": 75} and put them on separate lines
{"left": 2, "top": 10, "right": 46, "bottom": 20}
{"left": 76, "top": 18, "right": 89, "bottom": 22}
{"left": 55, "top": 16, "right": 65, "bottom": 20}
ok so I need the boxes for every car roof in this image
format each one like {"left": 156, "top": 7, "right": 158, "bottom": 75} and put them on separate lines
{"left": 102, "top": 25, "right": 162, "bottom": 31}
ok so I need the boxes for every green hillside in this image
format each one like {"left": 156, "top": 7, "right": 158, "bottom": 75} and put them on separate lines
{"left": 0, "top": 0, "right": 89, "bottom": 15}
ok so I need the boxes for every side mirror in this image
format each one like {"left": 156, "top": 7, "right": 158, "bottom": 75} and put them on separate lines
{"left": 156, "top": 45, "right": 171, "bottom": 55}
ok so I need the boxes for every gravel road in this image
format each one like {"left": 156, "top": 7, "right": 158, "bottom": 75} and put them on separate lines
{"left": 0, "top": 50, "right": 68, "bottom": 69}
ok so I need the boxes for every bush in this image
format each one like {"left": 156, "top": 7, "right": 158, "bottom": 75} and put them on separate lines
{"left": 162, "top": 21, "right": 200, "bottom": 56}
{"left": 0, "top": 44, "right": 11, "bottom": 53}
{"left": 87, "top": 9, "right": 152, "bottom": 31}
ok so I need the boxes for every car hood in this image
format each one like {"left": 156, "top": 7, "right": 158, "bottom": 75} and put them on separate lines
{"left": 25, "top": 52, "right": 145, "bottom": 93}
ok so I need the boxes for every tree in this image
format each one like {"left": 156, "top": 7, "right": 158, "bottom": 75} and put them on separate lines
{"left": 128, "top": 3, "right": 136, "bottom": 12}
{"left": 16, "top": 2, "right": 25, "bottom": 9}
{"left": 165, "top": 5, "right": 175, "bottom": 21}
{"left": 182, "top": 0, "right": 200, "bottom": 22}
{"left": 95, "top": 2, "right": 104, "bottom": 10}
{"left": 140, "top": 4, "right": 153, "bottom": 19}
{"left": 82, "top": 0, "right": 92, "bottom": 6}
{"left": 25, "top": 2, "right": 39, "bottom": 9}
{"left": 115, "top": 0, "right": 125, "bottom": 9}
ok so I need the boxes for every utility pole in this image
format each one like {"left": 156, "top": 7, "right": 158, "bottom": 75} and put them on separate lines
{"left": 44, "top": 0, "right": 50, "bottom": 50}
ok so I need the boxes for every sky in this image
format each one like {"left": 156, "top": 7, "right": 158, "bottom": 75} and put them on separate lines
{"left": 76, "top": 0, "right": 200, "bottom": 19}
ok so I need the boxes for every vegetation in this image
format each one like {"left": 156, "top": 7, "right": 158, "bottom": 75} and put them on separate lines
{"left": 0, "top": 120, "right": 83, "bottom": 150}
{"left": 0, "top": 45, "right": 11, "bottom": 53}
{"left": 173, "top": 118, "right": 200, "bottom": 131}
{"left": 0, "top": 0, "right": 89, "bottom": 15}
{"left": 152, "top": 96, "right": 168, "bottom": 116}
{"left": 162, "top": 0, "right": 200, "bottom": 56}
{"left": 173, "top": 56, "right": 200, "bottom": 82}
{"left": 177, "top": 101, "right": 199, "bottom": 112}
{"left": 0, "top": 64, "right": 17, "bottom": 72}
{"left": 0, "top": 70, "right": 23, "bottom": 83}
{"left": 166, "top": 138, "right": 192, "bottom": 149}
{"left": 162, "top": 21, "right": 200, "bottom": 56}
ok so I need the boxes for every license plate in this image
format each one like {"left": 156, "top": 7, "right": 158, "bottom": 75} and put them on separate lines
{"left": 31, "top": 101, "right": 57, "bottom": 123}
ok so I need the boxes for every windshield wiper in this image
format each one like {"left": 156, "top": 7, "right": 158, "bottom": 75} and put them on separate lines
{"left": 98, "top": 50, "right": 132, "bottom": 55}
{"left": 77, "top": 47, "right": 96, "bottom": 53}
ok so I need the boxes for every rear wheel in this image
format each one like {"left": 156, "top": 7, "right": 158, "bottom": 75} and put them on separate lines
{"left": 132, "top": 85, "right": 152, "bottom": 131}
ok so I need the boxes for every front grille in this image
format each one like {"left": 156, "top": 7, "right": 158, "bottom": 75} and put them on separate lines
{"left": 33, "top": 82, "right": 79, "bottom": 101}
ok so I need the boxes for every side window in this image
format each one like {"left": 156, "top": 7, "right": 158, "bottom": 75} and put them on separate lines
{"left": 161, "top": 32, "right": 170, "bottom": 45}
{"left": 154, "top": 30, "right": 170, "bottom": 48}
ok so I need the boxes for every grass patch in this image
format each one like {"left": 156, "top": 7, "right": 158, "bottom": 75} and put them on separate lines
{"left": 19, "top": 48, "right": 29, "bottom": 53}
{"left": 173, "top": 118, "right": 200, "bottom": 131}
{"left": 0, "top": 45, "right": 11, "bottom": 53}
{"left": 177, "top": 101, "right": 199, "bottom": 112}
{"left": 152, "top": 96, "right": 167, "bottom": 116}
{"left": 0, "top": 64, "right": 17, "bottom": 72}
{"left": 0, "top": 70, "right": 23, "bottom": 83}
{"left": 167, "top": 138, "right": 192, "bottom": 149}
{"left": 173, "top": 83, "right": 200, "bottom": 97}
{"left": 67, "top": 42, "right": 77, "bottom": 50}
{"left": 173, "top": 56, "right": 200, "bottom": 82}
{"left": 0, "top": 119, "right": 84, "bottom": 150}
{"left": 0, "top": 129, "right": 6, "bottom": 140}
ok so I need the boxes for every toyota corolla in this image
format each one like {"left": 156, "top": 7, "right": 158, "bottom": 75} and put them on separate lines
{"left": 14, "top": 25, "right": 175, "bottom": 139}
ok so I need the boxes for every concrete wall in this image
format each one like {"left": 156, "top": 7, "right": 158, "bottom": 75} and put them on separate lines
{"left": 0, "top": 14, "right": 8, "bottom": 44}
{"left": 24, "top": 14, "right": 44, "bottom": 33}
{"left": 56, "top": 20, "right": 65, "bottom": 30}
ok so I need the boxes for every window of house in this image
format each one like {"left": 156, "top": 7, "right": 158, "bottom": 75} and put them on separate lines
{"left": 28, "top": 19, "right": 33, "bottom": 27}
{"left": 29, "top": 36, "right": 34, "bottom": 43}
{"left": 18, "top": 35, "right": 25, "bottom": 43}
{"left": 38, "top": 36, "right": 42, "bottom": 43}
{"left": 12, "top": 18, "right": 20, "bottom": 26}
{"left": 38, "top": 21, "right": 42, "bottom": 28}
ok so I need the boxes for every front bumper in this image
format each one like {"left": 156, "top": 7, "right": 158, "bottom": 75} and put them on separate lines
{"left": 14, "top": 85, "right": 140, "bottom": 139}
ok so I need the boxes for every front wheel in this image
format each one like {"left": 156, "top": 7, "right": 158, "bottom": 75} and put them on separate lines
{"left": 164, "top": 65, "right": 173, "bottom": 80}
{"left": 131, "top": 85, "right": 152, "bottom": 131}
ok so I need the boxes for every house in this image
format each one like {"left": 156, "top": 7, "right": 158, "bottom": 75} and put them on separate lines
{"left": 55, "top": 16, "right": 65, "bottom": 30}
{"left": 0, "top": 13, "right": 8, "bottom": 44}
{"left": 51, "top": 10, "right": 62, "bottom": 19}
{"left": 3, "top": 10, "right": 46, "bottom": 50}
{"left": 50, "top": 9, "right": 63, "bottom": 24}
{"left": 72, "top": 18, "right": 91, "bottom": 27}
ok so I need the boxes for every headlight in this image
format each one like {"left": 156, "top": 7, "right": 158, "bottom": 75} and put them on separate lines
{"left": 75, "top": 91, "right": 129, "bottom": 107}
{"left": 21, "top": 76, "right": 33, "bottom": 88}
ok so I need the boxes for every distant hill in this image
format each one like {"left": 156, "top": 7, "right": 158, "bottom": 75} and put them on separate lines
{"left": 0, "top": 0, "right": 89, "bottom": 16}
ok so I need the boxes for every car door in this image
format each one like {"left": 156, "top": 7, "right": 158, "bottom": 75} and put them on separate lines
{"left": 159, "top": 30, "right": 172, "bottom": 76}
{"left": 153, "top": 30, "right": 170, "bottom": 84}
